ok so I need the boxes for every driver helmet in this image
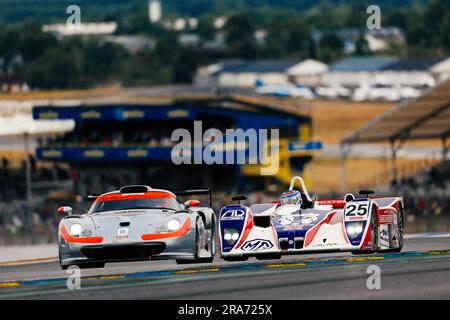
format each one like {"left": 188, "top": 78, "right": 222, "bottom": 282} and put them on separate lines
{"left": 281, "top": 190, "right": 302, "bottom": 206}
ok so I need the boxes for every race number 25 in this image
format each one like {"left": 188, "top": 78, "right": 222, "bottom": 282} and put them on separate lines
{"left": 345, "top": 202, "right": 370, "bottom": 221}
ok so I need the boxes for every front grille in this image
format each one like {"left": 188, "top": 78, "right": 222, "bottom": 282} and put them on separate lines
{"left": 279, "top": 239, "right": 289, "bottom": 250}
{"left": 295, "top": 239, "right": 304, "bottom": 249}
{"left": 81, "top": 243, "right": 166, "bottom": 260}
{"left": 279, "top": 238, "right": 304, "bottom": 250}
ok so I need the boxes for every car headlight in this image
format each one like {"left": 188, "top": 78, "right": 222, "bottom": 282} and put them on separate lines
{"left": 346, "top": 222, "right": 364, "bottom": 239}
{"left": 69, "top": 223, "right": 82, "bottom": 236}
{"left": 223, "top": 229, "right": 240, "bottom": 244}
{"left": 167, "top": 219, "right": 181, "bottom": 231}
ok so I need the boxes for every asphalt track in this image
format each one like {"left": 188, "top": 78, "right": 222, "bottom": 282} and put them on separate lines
{"left": 1, "top": 236, "right": 450, "bottom": 299}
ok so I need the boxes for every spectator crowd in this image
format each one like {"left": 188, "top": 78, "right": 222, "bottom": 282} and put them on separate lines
{"left": 392, "top": 161, "right": 450, "bottom": 219}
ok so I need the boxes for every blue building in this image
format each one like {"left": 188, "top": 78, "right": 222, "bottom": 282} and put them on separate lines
{"left": 33, "top": 95, "right": 321, "bottom": 193}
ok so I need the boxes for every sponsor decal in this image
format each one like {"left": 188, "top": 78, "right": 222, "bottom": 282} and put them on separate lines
{"left": 122, "top": 110, "right": 145, "bottom": 119}
{"left": 301, "top": 213, "right": 319, "bottom": 225}
{"left": 380, "top": 229, "right": 389, "bottom": 242}
{"left": 115, "top": 228, "right": 130, "bottom": 242}
{"left": 127, "top": 149, "right": 149, "bottom": 158}
{"left": 282, "top": 224, "right": 304, "bottom": 231}
{"left": 221, "top": 209, "right": 246, "bottom": 221}
{"left": 242, "top": 239, "right": 273, "bottom": 251}
{"left": 379, "top": 215, "right": 393, "bottom": 224}
{"left": 168, "top": 109, "right": 189, "bottom": 118}
{"left": 42, "top": 149, "right": 63, "bottom": 158}
{"left": 117, "top": 228, "right": 129, "bottom": 236}
{"left": 278, "top": 214, "right": 294, "bottom": 226}
{"left": 313, "top": 242, "right": 339, "bottom": 247}
{"left": 344, "top": 202, "right": 370, "bottom": 222}
{"left": 81, "top": 111, "right": 102, "bottom": 119}
{"left": 38, "top": 111, "right": 59, "bottom": 119}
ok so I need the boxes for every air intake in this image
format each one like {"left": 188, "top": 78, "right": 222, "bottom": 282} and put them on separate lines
{"left": 120, "top": 185, "right": 151, "bottom": 194}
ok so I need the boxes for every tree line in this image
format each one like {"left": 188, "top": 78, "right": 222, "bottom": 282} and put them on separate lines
{"left": 0, "top": 0, "right": 449, "bottom": 89}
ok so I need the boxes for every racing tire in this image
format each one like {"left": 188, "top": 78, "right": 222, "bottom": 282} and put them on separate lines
{"left": 198, "top": 215, "right": 216, "bottom": 263}
{"left": 384, "top": 204, "right": 404, "bottom": 253}
{"left": 59, "top": 250, "right": 69, "bottom": 270}
{"left": 255, "top": 254, "right": 282, "bottom": 260}
{"left": 351, "top": 206, "right": 378, "bottom": 255}
{"left": 176, "top": 217, "right": 210, "bottom": 264}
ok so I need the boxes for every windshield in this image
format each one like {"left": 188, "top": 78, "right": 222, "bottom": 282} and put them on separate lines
{"left": 88, "top": 197, "right": 183, "bottom": 214}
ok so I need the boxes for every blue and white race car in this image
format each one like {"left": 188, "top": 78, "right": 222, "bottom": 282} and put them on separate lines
{"left": 219, "top": 176, "right": 404, "bottom": 261}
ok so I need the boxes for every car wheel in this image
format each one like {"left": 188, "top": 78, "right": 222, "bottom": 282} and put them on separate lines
{"left": 176, "top": 217, "right": 203, "bottom": 264}
{"left": 199, "top": 215, "right": 215, "bottom": 263}
{"left": 58, "top": 249, "right": 68, "bottom": 270}
{"left": 385, "top": 204, "right": 404, "bottom": 253}
{"left": 370, "top": 206, "right": 379, "bottom": 253}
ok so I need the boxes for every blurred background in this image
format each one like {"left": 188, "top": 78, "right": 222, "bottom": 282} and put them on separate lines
{"left": 0, "top": 0, "right": 449, "bottom": 248}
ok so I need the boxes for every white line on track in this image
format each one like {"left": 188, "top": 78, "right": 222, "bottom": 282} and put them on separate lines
{"left": 405, "top": 232, "right": 450, "bottom": 240}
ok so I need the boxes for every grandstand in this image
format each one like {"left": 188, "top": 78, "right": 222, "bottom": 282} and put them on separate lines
{"left": 32, "top": 90, "right": 321, "bottom": 196}
{"left": 342, "top": 79, "right": 450, "bottom": 230}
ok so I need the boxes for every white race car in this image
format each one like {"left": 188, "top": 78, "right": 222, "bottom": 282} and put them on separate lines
{"left": 219, "top": 177, "right": 404, "bottom": 261}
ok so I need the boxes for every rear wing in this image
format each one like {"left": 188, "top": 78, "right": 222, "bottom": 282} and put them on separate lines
{"left": 173, "top": 188, "right": 212, "bottom": 207}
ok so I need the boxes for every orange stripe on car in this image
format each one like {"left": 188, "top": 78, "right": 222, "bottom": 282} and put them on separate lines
{"left": 235, "top": 214, "right": 254, "bottom": 249}
{"left": 97, "top": 191, "right": 174, "bottom": 202}
{"left": 304, "top": 212, "right": 336, "bottom": 248}
{"left": 141, "top": 218, "right": 191, "bottom": 241}
{"left": 61, "top": 225, "right": 104, "bottom": 244}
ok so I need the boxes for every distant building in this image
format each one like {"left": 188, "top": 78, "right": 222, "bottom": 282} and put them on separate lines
{"left": 0, "top": 75, "right": 29, "bottom": 93}
{"left": 365, "top": 28, "right": 404, "bottom": 52}
{"left": 42, "top": 22, "right": 117, "bottom": 37}
{"left": 380, "top": 57, "right": 450, "bottom": 87}
{"left": 323, "top": 56, "right": 450, "bottom": 88}
{"left": 173, "top": 18, "right": 186, "bottom": 31}
{"left": 322, "top": 56, "right": 397, "bottom": 87}
{"left": 195, "top": 59, "right": 328, "bottom": 87}
{"left": 178, "top": 34, "right": 201, "bottom": 47}
{"left": 313, "top": 27, "right": 404, "bottom": 54}
{"left": 214, "top": 17, "right": 227, "bottom": 29}
{"left": 148, "top": 0, "right": 162, "bottom": 23}
{"left": 104, "top": 36, "right": 156, "bottom": 53}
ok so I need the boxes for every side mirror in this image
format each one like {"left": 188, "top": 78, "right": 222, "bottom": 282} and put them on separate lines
{"left": 184, "top": 200, "right": 200, "bottom": 208}
{"left": 344, "top": 193, "right": 355, "bottom": 203}
{"left": 58, "top": 206, "right": 73, "bottom": 215}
